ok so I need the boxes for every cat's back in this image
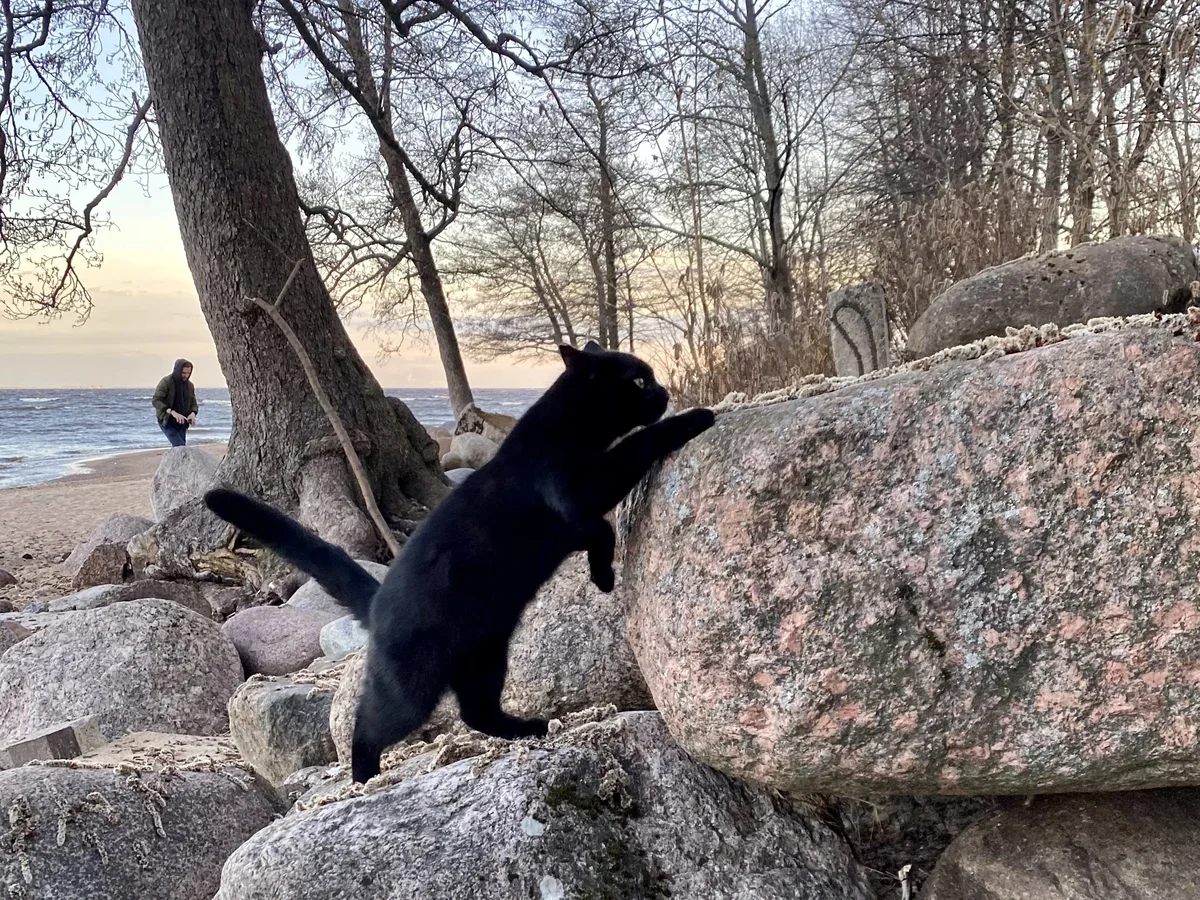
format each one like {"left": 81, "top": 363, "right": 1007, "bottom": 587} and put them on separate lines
{"left": 373, "top": 458, "right": 567, "bottom": 632}
{"left": 393, "top": 456, "right": 566, "bottom": 576}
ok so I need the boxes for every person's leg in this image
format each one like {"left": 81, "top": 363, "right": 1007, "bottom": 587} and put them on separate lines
{"left": 159, "top": 422, "right": 186, "bottom": 447}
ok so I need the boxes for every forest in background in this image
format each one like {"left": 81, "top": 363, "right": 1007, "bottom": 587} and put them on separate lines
{"left": 4, "top": 0, "right": 1199, "bottom": 407}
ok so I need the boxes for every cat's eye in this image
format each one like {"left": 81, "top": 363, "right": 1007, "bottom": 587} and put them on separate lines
{"left": 633, "top": 377, "right": 646, "bottom": 389}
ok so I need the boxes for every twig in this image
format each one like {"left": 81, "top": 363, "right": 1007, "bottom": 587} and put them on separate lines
{"left": 248, "top": 259, "right": 402, "bottom": 558}
{"left": 46, "top": 95, "right": 154, "bottom": 308}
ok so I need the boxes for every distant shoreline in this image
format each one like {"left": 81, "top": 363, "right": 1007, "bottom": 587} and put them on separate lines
{"left": 1, "top": 386, "right": 541, "bottom": 491}
{"left": 2, "top": 442, "right": 229, "bottom": 492}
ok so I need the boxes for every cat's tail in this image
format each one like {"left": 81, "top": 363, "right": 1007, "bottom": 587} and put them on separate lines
{"left": 204, "top": 488, "right": 378, "bottom": 623}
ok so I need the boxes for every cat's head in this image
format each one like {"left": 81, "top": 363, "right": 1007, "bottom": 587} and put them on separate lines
{"left": 559, "top": 341, "right": 670, "bottom": 434}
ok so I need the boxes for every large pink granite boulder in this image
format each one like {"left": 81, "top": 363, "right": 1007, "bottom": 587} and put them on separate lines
{"left": 623, "top": 324, "right": 1200, "bottom": 795}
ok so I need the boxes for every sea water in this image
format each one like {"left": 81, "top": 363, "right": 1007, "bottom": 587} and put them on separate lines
{"left": 0, "top": 387, "right": 542, "bottom": 488}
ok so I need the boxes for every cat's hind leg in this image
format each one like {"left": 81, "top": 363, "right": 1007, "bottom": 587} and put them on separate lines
{"left": 585, "top": 519, "right": 616, "bottom": 593}
{"left": 452, "top": 638, "right": 548, "bottom": 740}
{"left": 351, "top": 645, "right": 446, "bottom": 783}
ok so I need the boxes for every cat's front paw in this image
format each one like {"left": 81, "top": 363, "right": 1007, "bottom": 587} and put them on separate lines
{"left": 682, "top": 407, "right": 716, "bottom": 433}
{"left": 590, "top": 564, "right": 616, "bottom": 593}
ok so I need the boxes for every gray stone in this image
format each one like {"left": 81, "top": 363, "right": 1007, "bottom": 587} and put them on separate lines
{"left": 908, "top": 234, "right": 1200, "bottom": 358}
{"left": 444, "top": 467, "right": 473, "bottom": 485}
{"left": 318, "top": 614, "right": 368, "bottom": 659}
{"left": 0, "top": 716, "right": 105, "bottom": 769}
{"left": 442, "top": 432, "right": 498, "bottom": 470}
{"left": 286, "top": 559, "right": 385, "bottom": 624}
{"left": 47, "top": 579, "right": 211, "bottom": 618}
{"left": 0, "top": 611, "right": 64, "bottom": 640}
{"left": 505, "top": 555, "right": 652, "bottom": 719}
{"left": 222, "top": 605, "right": 326, "bottom": 676}
{"left": 279, "top": 764, "right": 340, "bottom": 804}
{"left": 922, "top": 790, "right": 1200, "bottom": 900}
{"left": 828, "top": 281, "right": 891, "bottom": 376}
{"left": 0, "top": 754, "right": 280, "bottom": 900}
{"left": 426, "top": 425, "right": 453, "bottom": 457}
{"left": 0, "top": 568, "right": 16, "bottom": 587}
{"left": 623, "top": 324, "right": 1200, "bottom": 796}
{"left": 215, "top": 713, "right": 873, "bottom": 900}
{"left": 454, "top": 403, "right": 518, "bottom": 445}
{"left": 62, "top": 512, "right": 154, "bottom": 574}
{"left": 228, "top": 675, "right": 337, "bottom": 786}
{"left": 0, "top": 599, "right": 243, "bottom": 745}
{"left": 70, "top": 542, "right": 130, "bottom": 590}
{"left": 0, "top": 619, "right": 32, "bottom": 655}
{"left": 151, "top": 445, "right": 220, "bottom": 521}
{"left": 284, "top": 587, "right": 343, "bottom": 625}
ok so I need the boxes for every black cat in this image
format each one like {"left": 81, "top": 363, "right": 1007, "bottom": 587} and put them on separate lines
{"left": 205, "top": 341, "right": 715, "bottom": 783}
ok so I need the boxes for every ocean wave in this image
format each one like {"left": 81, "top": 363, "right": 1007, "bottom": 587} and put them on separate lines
{"left": 0, "top": 456, "right": 27, "bottom": 463}
{"left": 19, "top": 397, "right": 58, "bottom": 403}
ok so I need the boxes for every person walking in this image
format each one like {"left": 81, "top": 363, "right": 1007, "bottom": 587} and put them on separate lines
{"left": 152, "top": 358, "right": 198, "bottom": 447}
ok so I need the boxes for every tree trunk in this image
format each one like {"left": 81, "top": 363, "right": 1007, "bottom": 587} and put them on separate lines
{"left": 1068, "top": 0, "right": 1097, "bottom": 245}
{"left": 741, "top": 0, "right": 794, "bottom": 332}
{"left": 1041, "top": 8, "right": 1066, "bottom": 253}
{"left": 586, "top": 76, "right": 620, "bottom": 350}
{"left": 130, "top": 0, "right": 447, "bottom": 559}
{"left": 995, "top": 0, "right": 1018, "bottom": 249}
{"left": 338, "top": 1, "right": 475, "bottom": 416}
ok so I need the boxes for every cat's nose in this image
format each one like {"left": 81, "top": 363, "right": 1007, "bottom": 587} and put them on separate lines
{"left": 651, "top": 387, "right": 670, "bottom": 417}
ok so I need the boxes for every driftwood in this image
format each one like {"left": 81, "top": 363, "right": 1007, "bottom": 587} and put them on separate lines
{"left": 248, "top": 259, "right": 402, "bottom": 558}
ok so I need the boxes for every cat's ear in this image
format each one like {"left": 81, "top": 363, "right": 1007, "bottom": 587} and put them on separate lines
{"left": 583, "top": 340, "right": 603, "bottom": 353}
{"left": 559, "top": 344, "right": 588, "bottom": 371}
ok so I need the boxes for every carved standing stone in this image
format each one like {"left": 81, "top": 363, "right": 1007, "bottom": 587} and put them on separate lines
{"left": 828, "top": 282, "right": 890, "bottom": 376}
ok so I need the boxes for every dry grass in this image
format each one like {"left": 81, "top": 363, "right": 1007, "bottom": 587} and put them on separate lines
{"left": 666, "top": 303, "right": 835, "bottom": 408}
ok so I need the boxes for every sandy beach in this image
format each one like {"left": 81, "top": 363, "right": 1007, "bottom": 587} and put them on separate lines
{"left": 0, "top": 444, "right": 226, "bottom": 608}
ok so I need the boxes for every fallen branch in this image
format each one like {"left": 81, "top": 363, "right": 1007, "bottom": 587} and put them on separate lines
{"left": 248, "top": 259, "right": 402, "bottom": 558}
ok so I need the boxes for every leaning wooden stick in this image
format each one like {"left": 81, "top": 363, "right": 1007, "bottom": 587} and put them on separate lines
{"left": 248, "top": 259, "right": 403, "bottom": 558}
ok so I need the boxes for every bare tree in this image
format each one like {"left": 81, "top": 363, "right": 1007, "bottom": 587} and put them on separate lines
{"left": 439, "top": 0, "right": 657, "bottom": 354}
{"left": 0, "top": 0, "right": 151, "bottom": 319}
{"left": 263, "top": 0, "right": 481, "bottom": 414}
{"left": 13, "top": 0, "right": 1200, "bottom": 436}
{"left": 130, "top": 0, "right": 446, "bottom": 559}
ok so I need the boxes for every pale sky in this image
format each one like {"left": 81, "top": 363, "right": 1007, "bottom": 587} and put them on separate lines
{"left": 0, "top": 176, "right": 556, "bottom": 391}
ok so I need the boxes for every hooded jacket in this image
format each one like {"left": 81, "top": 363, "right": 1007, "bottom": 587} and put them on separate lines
{"left": 152, "top": 359, "right": 198, "bottom": 426}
